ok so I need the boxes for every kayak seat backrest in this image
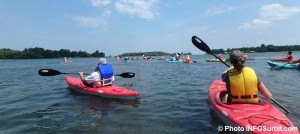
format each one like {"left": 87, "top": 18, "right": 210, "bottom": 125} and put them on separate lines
{"left": 215, "top": 90, "right": 268, "bottom": 111}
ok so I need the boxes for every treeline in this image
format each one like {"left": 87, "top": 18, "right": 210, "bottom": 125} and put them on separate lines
{"left": 0, "top": 47, "right": 105, "bottom": 59}
{"left": 119, "top": 51, "right": 171, "bottom": 57}
{"left": 211, "top": 44, "right": 300, "bottom": 54}
{"left": 119, "top": 51, "right": 192, "bottom": 57}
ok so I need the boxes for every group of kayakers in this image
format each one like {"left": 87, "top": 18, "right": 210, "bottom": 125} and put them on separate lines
{"left": 78, "top": 50, "right": 299, "bottom": 99}
{"left": 169, "top": 53, "right": 192, "bottom": 62}
{"left": 218, "top": 53, "right": 250, "bottom": 61}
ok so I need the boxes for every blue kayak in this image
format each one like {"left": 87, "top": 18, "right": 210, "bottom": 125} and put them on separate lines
{"left": 267, "top": 61, "right": 299, "bottom": 69}
{"left": 124, "top": 60, "right": 130, "bottom": 63}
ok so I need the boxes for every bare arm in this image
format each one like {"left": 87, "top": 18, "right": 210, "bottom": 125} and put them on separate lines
{"left": 258, "top": 82, "right": 272, "bottom": 100}
{"left": 292, "top": 59, "right": 300, "bottom": 63}
{"left": 79, "top": 72, "right": 85, "bottom": 82}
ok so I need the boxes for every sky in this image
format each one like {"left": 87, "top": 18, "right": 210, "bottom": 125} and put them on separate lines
{"left": 1, "top": 0, "right": 300, "bottom": 56}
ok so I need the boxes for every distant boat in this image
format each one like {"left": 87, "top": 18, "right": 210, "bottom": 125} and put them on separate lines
{"left": 269, "top": 58, "right": 289, "bottom": 62}
{"left": 62, "top": 57, "right": 72, "bottom": 63}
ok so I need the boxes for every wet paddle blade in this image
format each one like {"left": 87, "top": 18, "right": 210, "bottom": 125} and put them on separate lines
{"left": 191, "top": 36, "right": 211, "bottom": 54}
{"left": 117, "top": 72, "right": 135, "bottom": 78}
{"left": 38, "top": 69, "right": 62, "bottom": 76}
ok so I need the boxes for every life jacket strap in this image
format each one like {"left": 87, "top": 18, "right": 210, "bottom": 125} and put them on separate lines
{"left": 232, "top": 94, "right": 257, "bottom": 99}
{"left": 100, "top": 77, "right": 113, "bottom": 86}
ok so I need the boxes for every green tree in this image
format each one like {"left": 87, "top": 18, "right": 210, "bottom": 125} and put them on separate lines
{"left": 59, "top": 49, "right": 71, "bottom": 57}
{"left": 91, "top": 50, "right": 105, "bottom": 57}
{"left": 77, "top": 50, "right": 89, "bottom": 57}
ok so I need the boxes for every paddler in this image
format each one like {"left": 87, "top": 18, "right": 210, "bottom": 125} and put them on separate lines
{"left": 184, "top": 55, "right": 191, "bottom": 62}
{"left": 221, "top": 50, "right": 272, "bottom": 104}
{"left": 79, "top": 58, "right": 115, "bottom": 88}
{"left": 218, "top": 54, "right": 223, "bottom": 60}
{"left": 284, "top": 51, "right": 293, "bottom": 63}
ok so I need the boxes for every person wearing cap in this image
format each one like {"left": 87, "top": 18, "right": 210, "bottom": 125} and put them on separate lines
{"left": 79, "top": 58, "right": 115, "bottom": 88}
{"left": 221, "top": 50, "right": 272, "bottom": 104}
{"left": 284, "top": 51, "right": 293, "bottom": 62}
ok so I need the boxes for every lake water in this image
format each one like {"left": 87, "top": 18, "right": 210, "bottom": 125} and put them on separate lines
{"left": 0, "top": 52, "right": 299, "bottom": 134}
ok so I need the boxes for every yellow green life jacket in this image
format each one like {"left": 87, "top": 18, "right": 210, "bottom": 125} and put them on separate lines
{"left": 228, "top": 67, "right": 259, "bottom": 104}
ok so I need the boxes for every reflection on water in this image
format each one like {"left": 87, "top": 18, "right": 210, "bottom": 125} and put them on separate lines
{"left": 68, "top": 90, "right": 140, "bottom": 126}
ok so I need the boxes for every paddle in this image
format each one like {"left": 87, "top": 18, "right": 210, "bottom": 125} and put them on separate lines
{"left": 191, "top": 36, "right": 230, "bottom": 67}
{"left": 191, "top": 35, "right": 290, "bottom": 114}
{"left": 38, "top": 69, "right": 135, "bottom": 78}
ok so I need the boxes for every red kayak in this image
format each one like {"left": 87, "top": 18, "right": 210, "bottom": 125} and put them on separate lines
{"left": 269, "top": 58, "right": 289, "bottom": 62}
{"left": 66, "top": 76, "right": 140, "bottom": 100}
{"left": 209, "top": 80, "right": 298, "bottom": 134}
{"left": 183, "top": 60, "right": 191, "bottom": 63}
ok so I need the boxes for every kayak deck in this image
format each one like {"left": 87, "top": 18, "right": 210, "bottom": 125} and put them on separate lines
{"left": 209, "top": 80, "right": 298, "bottom": 134}
{"left": 267, "top": 61, "right": 299, "bottom": 69}
{"left": 66, "top": 76, "right": 140, "bottom": 100}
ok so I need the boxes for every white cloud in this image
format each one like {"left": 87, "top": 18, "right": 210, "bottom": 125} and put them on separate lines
{"left": 91, "top": 0, "right": 112, "bottom": 7}
{"left": 239, "top": 19, "right": 271, "bottom": 29}
{"left": 240, "top": 4, "right": 300, "bottom": 29}
{"left": 205, "top": 6, "right": 235, "bottom": 15}
{"left": 260, "top": 4, "right": 300, "bottom": 20}
{"left": 114, "top": 0, "right": 158, "bottom": 19}
{"left": 103, "top": 10, "right": 111, "bottom": 16}
{"left": 73, "top": 16, "right": 108, "bottom": 28}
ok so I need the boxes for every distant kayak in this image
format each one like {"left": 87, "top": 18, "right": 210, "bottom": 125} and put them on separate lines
{"left": 61, "top": 60, "right": 72, "bottom": 63}
{"left": 183, "top": 60, "right": 191, "bottom": 63}
{"left": 206, "top": 58, "right": 229, "bottom": 62}
{"left": 269, "top": 58, "right": 289, "bottom": 62}
{"left": 66, "top": 76, "right": 140, "bottom": 100}
{"left": 166, "top": 59, "right": 182, "bottom": 63}
{"left": 209, "top": 80, "right": 298, "bottom": 134}
{"left": 267, "top": 61, "right": 299, "bottom": 69}
{"left": 124, "top": 60, "right": 130, "bottom": 63}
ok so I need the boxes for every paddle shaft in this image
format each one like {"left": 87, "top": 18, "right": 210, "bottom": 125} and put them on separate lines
{"left": 273, "top": 63, "right": 289, "bottom": 70}
{"left": 47, "top": 72, "right": 126, "bottom": 77}
{"left": 38, "top": 69, "right": 135, "bottom": 78}
{"left": 211, "top": 53, "right": 230, "bottom": 67}
{"left": 271, "top": 99, "right": 290, "bottom": 113}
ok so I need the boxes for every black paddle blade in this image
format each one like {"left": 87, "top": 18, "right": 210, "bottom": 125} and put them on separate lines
{"left": 38, "top": 69, "right": 62, "bottom": 76}
{"left": 191, "top": 36, "right": 211, "bottom": 54}
{"left": 117, "top": 72, "right": 135, "bottom": 78}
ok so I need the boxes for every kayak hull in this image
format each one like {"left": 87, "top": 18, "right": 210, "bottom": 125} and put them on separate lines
{"left": 65, "top": 76, "right": 140, "bottom": 100}
{"left": 267, "top": 61, "right": 299, "bottom": 69}
{"left": 269, "top": 58, "right": 289, "bottom": 62}
{"left": 209, "top": 80, "right": 298, "bottom": 134}
{"left": 183, "top": 60, "right": 191, "bottom": 63}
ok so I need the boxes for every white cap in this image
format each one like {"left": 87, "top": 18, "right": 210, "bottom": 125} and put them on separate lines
{"left": 99, "top": 58, "right": 107, "bottom": 64}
